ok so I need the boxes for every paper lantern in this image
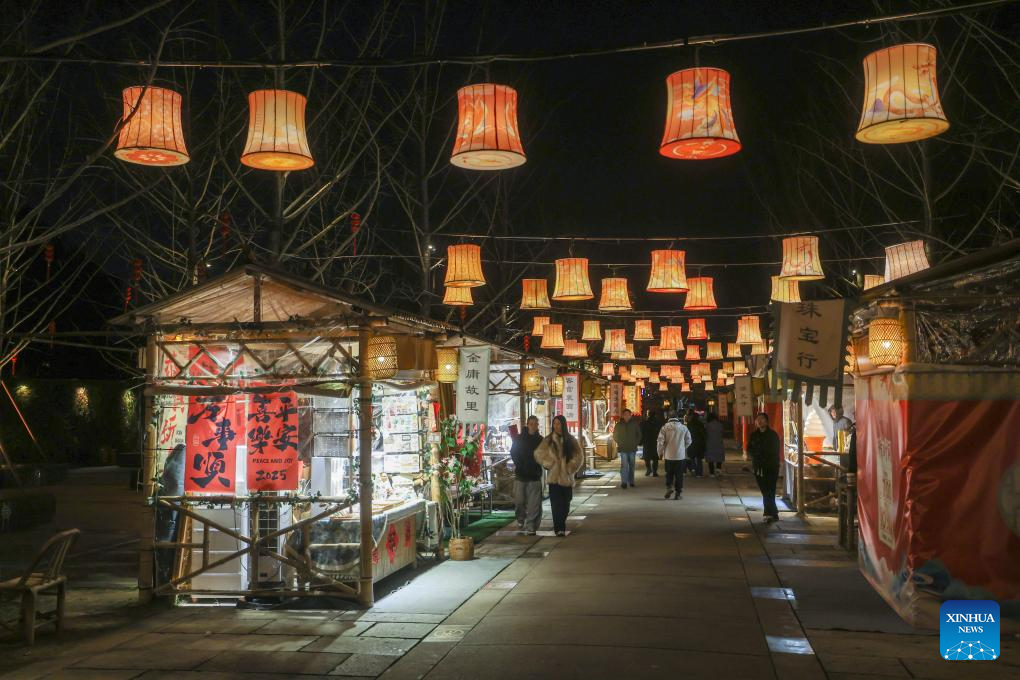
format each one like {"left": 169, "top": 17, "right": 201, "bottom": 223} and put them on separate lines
{"left": 659, "top": 326, "right": 685, "bottom": 351}
{"left": 435, "top": 348, "right": 459, "bottom": 383}
{"left": 115, "top": 86, "right": 189, "bottom": 166}
{"left": 646, "top": 250, "right": 689, "bottom": 292}
{"left": 604, "top": 328, "right": 627, "bottom": 354}
{"left": 750, "top": 342, "right": 769, "bottom": 356}
{"left": 716, "top": 377, "right": 726, "bottom": 387}
{"left": 540, "top": 323, "right": 564, "bottom": 349}
{"left": 698, "top": 363, "right": 713, "bottom": 378}
{"left": 450, "top": 83, "right": 526, "bottom": 169}
{"left": 705, "top": 342, "right": 723, "bottom": 360}
{"left": 619, "top": 366, "right": 631, "bottom": 380}
{"left": 692, "top": 374, "right": 702, "bottom": 384}
{"left": 770, "top": 275, "right": 802, "bottom": 303}
{"left": 659, "top": 381, "right": 669, "bottom": 392}
{"left": 704, "top": 382, "right": 715, "bottom": 392}
{"left": 856, "top": 43, "right": 948, "bottom": 144}
{"left": 779, "top": 236, "right": 825, "bottom": 281}
{"left": 365, "top": 335, "right": 398, "bottom": 380}
{"left": 531, "top": 316, "right": 550, "bottom": 337}
{"left": 444, "top": 244, "right": 485, "bottom": 288}
{"left": 885, "top": 240, "right": 929, "bottom": 282}
{"left": 616, "top": 343, "right": 636, "bottom": 360}
{"left": 552, "top": 258, "right": 594, "bottom": 301}
{"left": 649, "top": 370, "right": 660, "bottom": 382}
{"left": 443, "top": 286, "right": 473, "bottom": 306}
{"left": 722, "top": 362, "right": 733, "bottom": 376}
{"left": 636, "top": 379, "right": 646, "bottom": 389}
{"left": 736, "top": 315, "right": 764, "bottom": 345}
{"left": 563, "top": 339, "right": 588, "bottom": 358}
{"left": 681, "top": 383, "right": 691, "bottom": 393}
{"left": 660, "top": 67, "right": 740, "bottom": 159}
{"left": 685, "top": 345, "right": 701, "bottom": 361}
{"left": 726, "top": 343, "right": 742, "bottom": 359}
{"left": 631, "top": 364, "right": 650, "bottom": 380}
{"left": 687, "top": 318, "right": 708, "bottom": 341}
{"left": 598, "top": 278, "right": 632, "bottom": 311}
{"left": 869, "top": 318, "right": 905, "bottom": 366}
{"left": 732, "top": 360, "right": 748, "bottom": 375}
{"left": 241, "top": 90, "right": 314, "bottom": 170}
{"left": 684, "top": 277, "right": 718, "bottom": 311}
{"left": 602, "top": 362, "right": 616, "bottom": 378}
{"left": 520, "top": 279, "right": 551, "bottom": 309}
{"left": 582, "top": 320, "right": 602, "bottom": 342}
{"left": 634, "top": 320, "right": 655, "bottom": 342}
{"left": 649, "top": 346, "right": 677, "bottom": 362}
{"left": 550, "top": 375, "right": 564, "bottom": 397}
{"left": 863, "top": 274, "right": 885, "bottom": 290}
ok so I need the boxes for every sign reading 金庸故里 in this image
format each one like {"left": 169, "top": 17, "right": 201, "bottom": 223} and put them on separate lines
{"left": 456, "top": 346, "right": 491, "bottom": 424}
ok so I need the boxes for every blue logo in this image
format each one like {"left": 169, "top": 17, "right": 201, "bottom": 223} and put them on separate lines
{"left": 940, "top": 600, "right": 1000, "bottom": 660}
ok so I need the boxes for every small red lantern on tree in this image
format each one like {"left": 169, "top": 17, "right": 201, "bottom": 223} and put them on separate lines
{"left": 218, "top": 211, "right": 232, "bottom": 252}
{"left": 44, "top": 244, "right": 55, "bottom": 281}
{"left": 350, "top": 212, "right": 362, "bottom": 256}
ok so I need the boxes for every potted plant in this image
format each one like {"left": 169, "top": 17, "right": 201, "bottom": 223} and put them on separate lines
{"left": 435, "top": 417, "right": 481, "bottom": 561}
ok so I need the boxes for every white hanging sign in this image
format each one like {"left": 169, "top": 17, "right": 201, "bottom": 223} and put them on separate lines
{"left": 562, "top": 373, "right": 581, "bottom": 433}
{"left": 456, "top": 346, "right": 491, "bottom": 424}
{"left": 734, "top": 375, "right": 755, "bottom": 418}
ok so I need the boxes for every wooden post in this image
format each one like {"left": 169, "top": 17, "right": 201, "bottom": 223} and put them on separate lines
{"left": 796, "top": 399, "right": 806, "bottom": 516}
{"left": 137, "top": 337, "right": 159, "bottom": 603}
{"left": 518, "top": 360, "right": 528, "bottom": 431}
{"left": 357, "top": 328, "right": 375, "bottom": 607}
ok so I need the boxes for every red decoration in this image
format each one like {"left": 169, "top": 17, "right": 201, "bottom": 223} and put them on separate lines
{"left": 386, "top": 525, "right": 399, "bottom": 564}
{"left": 185, "top": 396, "right": 239, "bottom": 494}
{"left": 245, "top": 392, "right": 300, "bottom": 491}
{"left": 523, "top": 335, "right": 531, "bottom": 352}
{"left": 47, "top": 320, "right": 56, "bottom": 349}
{"left": 44, "top": 244, "right": 54, "bottom": 281}
{"left": 10, "top": 353, "right": 17, "bottom": 377}
{"left": 371, "top": 547, "right": 380, "bottom": 565}
{"left": 351, "top": 213, "right": 361, "bottom": 256}
{"left": 404, "top": 518, "right": 413, "bottom": 545}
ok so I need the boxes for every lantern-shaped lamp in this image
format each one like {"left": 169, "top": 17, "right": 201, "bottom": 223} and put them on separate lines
{"left": 684, "top": 277, "right": 718, "bottom": 311}
{"left": 550, "top": 375, "right": 564, "bottom": 397}
{"left": 770, "top": 275, "right": 802, "bottom": 303}
{"left": 524, "top": 369, "right": 543, "bottom": 394}
{"left": 531, "top": 316, "right": 550, "bottom": 336}
{"left": 435, "top": 348, "right": 459, "bottom": 383}
{"left": 444, "top": 244, "right": 486, "bottom": 288}
{"left": 598, "top": 278, "right": 632, "bottom": 311}
{"left": 615, "top": 343, "right": 637, "bottom": 361}
{"left": 604, "top": 328, "right": 627, "bottom": 354}
{"left": 520, "top": 279, "right": 551, "bottom": 309}
{"left": 601, "top": 362, "right": 615, "bottom": 378}
{"left": 660, "top": 325, "right": 685, "bottom": 351}
{"left": 649, "top": 346, "right": 677, "bottom": 362}
{"left": 779, "top": 236, "right": 825, "bottom": 281}
{"left": 563, "top": 339, "right": 586, "bottom": 358}
{"left": 241, "top": 90, "right": 314, "bottom": 170}
{"left": 443, "top": 286, "right": 473, "bottom": 306}
{"left": 705, "top": 342, "right": 723, "bottom": 360}
{"left": 365, "top": 334, "right": 398, "bottom": 380}
{"left": 885, "top": 240, "right": 930, "bottom": 282}
{"left": 732, "top": 360, "right": 748, "bottom": 375}
{"left": 660, "top": 68, "right": 741, "bottom": 159}
{"left": 685, "top": 345, "right": 701, "bottom": 361}
{"left": 582, "top": 319, "right": 602, "bottom": 342}
{"left": 726, "top": 342, "right": 742, "bottom": 359}
{"left": 540, "top": 323, "right": 565, "bottom": 349}
{"left": 115, "top": 86, "right": 189, "bottom": 166}
{"left": 631, "top": 364, "right": 650, "bottom": 380}
{"left": 736, "top": 315, "right": 764, "bottom": 345}
{"left": 704, "top": 381, "right": 715, "bottom": 392}
{"left": 646, "top": 250, "right": 689, "bottom": 292}
{"left": 687, "top": 318, "right": 709, "bottom": 341}
{"left": 856, "top": 43, "right": 949, "bottom": 144}
{"left": 750, "top": 342, "right": 769, "bottom": 356}
{"left": 552, "top": 258, "right": 594, "bottom": 301}
{"left": 634, "top": 320, "right": 655, "bottom": 342}
{"left": 659, "top": 380, "right": 669, "bottom": 392}
{"left": 869, "top": 318, "right": 906, "bottom": 366}
{"left": 863, "top": 274, "right": 885, "bottom": 290}
{"left": 450, "top": 83, "right": 526, "bottom": 169}
{"left": 649, "top": 370, "right": 660, "bottom": 383}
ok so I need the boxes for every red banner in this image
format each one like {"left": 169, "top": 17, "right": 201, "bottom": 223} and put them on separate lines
{"left": 246, "top": 392, "right": 300, "bottom": 491}
{"left": 185, "top": 396, "right": 239, "bottom": 493}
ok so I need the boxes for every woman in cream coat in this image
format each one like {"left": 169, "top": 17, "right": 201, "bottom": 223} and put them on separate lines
{"left": 534, "top": 415, "right": 583, "bottom": 536}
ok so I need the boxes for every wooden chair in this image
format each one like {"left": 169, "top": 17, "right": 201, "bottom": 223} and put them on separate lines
{"left": 0, "top": 528, "right": 79, "bottom": 645}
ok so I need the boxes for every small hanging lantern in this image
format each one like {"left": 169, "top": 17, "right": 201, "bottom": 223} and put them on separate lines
{"left": 646, "top": 250, "right": 689, "bottom": 292}
{"left": 732, "top": 360, "right": 748, "bottom": 375}
{"left": 524, "top": 369, "right": 543, "bottom": 394}
{"left": 885, "top": 240, "right": 929, "bottom": 282}
{"left": 649, "top": 346, "right": 677, "bottom": 362}
{"left": 631, "top": 364, "right": 650, "bottom": 380}
{"left": 705, "top": 342, "right": 723, "bottom": 360}
{"left": 659, "top": 325, "right": 685, "bottom": 351}
{"left": 521, "top": 279, "right": 551, "bottom": 310}
{"left": 450, "top": 83, "right": 526, "bottom": 170}
{"left": 582, "top": 319, "right": 602, "bottom": 342}
{"left": 736, "top": 315, "right": 764, "bottom": 345}
{"left": 659, "top": 381, "right": 669, "bottom": 392}
{"left": 648, "top": 370, "right": 660, "bottom": 383}
{"left": 699, "top": 363, "right": 713, "bottom": 378}
{"left": 856, "top": 43, "right": 949, "bottom": 144}
{"left": 532, "top": 316, "right": 550, "bottom": 336}
{"left": 602, "top": 362, "right": 616, "bottom": 378}
{"left": 614, "top": 343, "right": 636, "bottom": 361}
{"left": 444, "top": 244, "right": 486, "bottom": 288}
{"left": 685, "top": 345, "right": 702, "bottom": 361}
{"left": 770, "top": 275, "right": 802, "bottom": 303}
{"left": 349, "top": 213, "right": 362, "bottom": 256}
{"left": 552, "top": 258, "right": 594, "bottom": 301}
{"left": 869, "top": 318, "right": 906, "bottom": 366}
{"left": 681, "top": 383, "right": 691, "bottom": 393}
{"left": 619, "top": 365, "right": 632, "bottom": 381}
{"left": 750, "top": 342, "right": 769, "bottom": 356}
{"left": 687, "top": 318, "right": 709, "bottom": 341}
{"left": 863, "top": 274, "right": 885, "bottom": 290}
{"left": 443, "top": 286, "right": 474, "bottom": 306}
{"left": 660, "top": 68, "right": 741, "bottom": 159}
{"left": 241, "top": 90, "right": 314, "bottom": 170}
{"left": 115, "top": 86, "right": 189, "bottom": 166}
{"left": 704, "top": 381, "right": 715, "bottom": 392}
{"left": 726, "top": 342, "right": 742, "bottom": 359}
{"left": 634, "top": 320, "right": 655, "bottom": 342}
{"left": 604, "top": 328, "right": 627, "bottom": 354}
{"left": 779, "top": 236, "right": 825, "bottom": 281}
{"left": 550, "top": 375, "right": 564, "bottom": 397}
{"left": 563, "top": 339, "right": 589, "bottom": 358}
{"left": 683, "top": 277, "right": 718, "bottom": 311}
{"left": 44, "top": 244, "right": 55, "bottom": 281}
{"left": 435, "top": 348, "right": 459, "bottom": 383}
{"left": 598, "top": 278, "right": 632, "bottom": 311}
{"left": 722, "top": 361, "right": 734, "bottom": 376}
{"left": 540, "top": 323, "right": 565, "bottom": 350}
{"left": 365, "top": 334, "right": 398, "bottom": 380}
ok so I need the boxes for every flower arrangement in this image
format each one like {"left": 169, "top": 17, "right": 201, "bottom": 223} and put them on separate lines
{"left": 434, "top": 416, "right": 482, "bottom": 540}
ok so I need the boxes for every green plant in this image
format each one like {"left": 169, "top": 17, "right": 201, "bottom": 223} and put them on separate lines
{"left": 435, "top": 416, "right": 481, "bottom": 540}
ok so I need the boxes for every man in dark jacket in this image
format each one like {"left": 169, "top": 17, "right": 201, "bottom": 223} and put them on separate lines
{"left": 748, "top": 412, "right": 782, "bottom": 523}
{"left": 511, "top": 415, "right": 544, "bottom": 534}
{"left": 685, "top": 409, "right": 707, "bottom": 477}
{"left": 641, "top": 410, "right": 663, "bottom": 477}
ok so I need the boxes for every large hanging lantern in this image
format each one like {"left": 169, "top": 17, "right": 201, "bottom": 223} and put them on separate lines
{"left": 563, "top": 339, "right": 588, "bottom": 358}
{"left": 601, "top": 362, "right": 616, "bottom": 378}
{"left": 684, "top": 277, "right": 718, "bottom": 311}
{"left": 443, "top": 286, "right": 473, "bottom": 306}
{"left": 685, "top": 345, "right": 701, "bottom": 361}
{"left": 705, "top": 342, "right": 723, "bottom": 360}
{"left": 687, "top": 318, "right": 709, "bottom": 341}
{"left": 241, "top": 90, "right": 314, "bottom": 170}
{"left": 550, "top": 375, "right": 564, "bottom": 397}
{"left": 736, "top": 315, "right": 764, "bottom": 345}
{"left": 634, "top": 320, "right": 655, "bottom": 342}
{"left": 660, "top": 67, "right": 741, "bottom": 160}
{"left": 604, "top": 328, "right": 627, "bottom": 354}
{"left": 520, "top": 279, "right": 551, "bottom": 309}
{"left": 660, "top": 325, "right": 685, "bottom": 351}
{"left": 524, "top": 369, "right": 543, "bottom": 394}
{"left": 532, "top": 316, "right": 550, "bottom": 336}
{"left": 444, "top": 244, "right": 486, "bottom": 288}
{"left": 552, "top": 258, "right": 594, "bottom": 301}
{"left": 856, "top": 43, "right": 949, "bottom": 144}
{"left": 869, "top": 318, "right": 906, "bottom": 366}
{"left": 365, "top": 334, "right": 398, "bottom": 380}
{"left": 726, "top": 342, "right": 742, "bottom": 359}
{"left": 722, "top": 362, "right": 733, "bottom": 376}
{"left": 646, "top": 250, "right": 689, "bottom": 292}
{"left": 863, "top": 274, "right": 885, "bottom": 290}
{"left": 779, "top": 236, "right": 825, "bottom": 281}
{"left": 770, "top": 275, "right": 802, "bottom": 303}
{"left": 435, "top": 348, "right": 459, "bottom": 383}
{"left": 582, "top": 319, "right": 602, "bottom": 342}
{"left": 540, "top": 323, "right": 565, "bottom": 349}
{"left": 115, "top": 86, "right": 189, "bottom": 166}
{"left": 450, "top": 83, "right": 526, "bottom": 170}
{"left": 598, "top": 278, "right": 632, "bottom": 311}
{"left": 885, "top": 240, "right": 930, "bottom": 282}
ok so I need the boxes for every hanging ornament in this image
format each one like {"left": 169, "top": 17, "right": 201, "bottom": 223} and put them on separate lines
{"left": 649, "top": 346, "right": 677, "bottom": 362}
{"left": 660, "top": 68, "right": 741, "bottom": 160}
{"left": 540, "top": 323, "right": 565, "bottom": 350}
{"left": 634, "top": 320, "right": 655, "bottom": 342}
{"left": 598, "top": 278, "right": 632, "bottom": 311}
{"left": 350, "top": 213, "right": 362, "bottom": 257}
{"left": 869, "top": 318, "right": 906, "bottom": 366}
{"left": 531, "top": 316, "right": 550, "bottom": 336}
{"left": 647, "top": 250, "right": 689, "bottom": 292}
{"left": 736, "top": 315, "right": 764, "bottom": 345}
{"left": 884, "top": 240, "right": 929, "bottom": 282}
{"left": 550, "top": 375, "right": 564, "bottom": 397}
{"left": 856, "top": 43, "right": 949, "bottom": 144}
{"left": 614, "top": 343, "right": 637, "bottom": 361}
{"left": 687, "top": 318, "right": 709, "bottom": 341}
{"left": 44, "top": 244, "right": 55, "bottom": 281}
{"left": 582, "top": 320, "right": 602, "bottom": 342}
{"left": 435, "top": 348, "right": 459, "bottom": 383}
{"left": 726, "top": 342, "right": 742, "bottom": 359}
{"left": 521, "top": 279, "right": 551, "bottom": 310}
{"left": 523, "top": 335, "right": 531, "bottom": 353}
{"left": 750, "top": 342, "right": 769, "bottom": 357}
{"left": 563, "top": 339, "right": 588, "bottom": 358}
{"left": 9, "top": 353, "right": 17, "bottom": 377}
{"left": 770, "top": 275, "right": 801, "bottom": 303}
{"left": 604, "top": 328, "right": 627, "bottom": 354}
{"left": 552, "top": 258, "right": 594, "bottom": 301}
{"left": 444, "top": 244, "right": 486, "bottom": 288}
{"left": 779, "top": 236, "right": 825, "bottom": 281}
{"left": 659, "top": 326, "right": 685, "bottom": 351}
{"left": 683, "top": 277, "right": 718, "bottom": 311}
{"left": 705, "top": 342, "right": 724, "bottom": 360}
{"left": 443, "top": 286, "right": 474, "bottom": 306}
{"left": 685, "top": 345, "right": 702, "bottom": 361}
{"left": 450, "top": 84, "right": 526, "bottom": 170}
{"left": 241, "top": 90, "right": 314, "bottom": 170}
{"left": 114, "top": 86, "right": 189, "bottom": 166}
{"left": 602, "top": 362, "right": 616, "bottom": 378}
{"left": 523, "top": 369, "right": 542, "bottom": 393}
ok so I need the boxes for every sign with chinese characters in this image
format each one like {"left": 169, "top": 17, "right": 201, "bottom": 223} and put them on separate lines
{"left": 246, "top": 392, "right": 300, "bottom": 491}
{"left": 609, "top": 382, "right": 623, "bottom": 420}
{"left": 456, "top": 346, "right": 491, "bottom": 424}
{"left": 185, "top": 396, "right": 239, "bottom": 493}
{"left": 876, "top": 437, "right": 895, "bottom": 549}
{"left": 718, "top": 394, "right": 729, "bottom": 419}
{"left": 773, "top": 300, "right": 852, "bottom": 408}
{"left": 734, "top": 376, "right": 755, "bottom": 417}
{"left": 562, "top": 373, "right": 581, "bottom": 433}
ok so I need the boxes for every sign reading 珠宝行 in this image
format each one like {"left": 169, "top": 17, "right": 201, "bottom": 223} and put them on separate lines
{"left": 456, "top": 346, "right": 490, "bottom": 424}
{"left": 772, "top": 299, "right": 852, "bottom": 408}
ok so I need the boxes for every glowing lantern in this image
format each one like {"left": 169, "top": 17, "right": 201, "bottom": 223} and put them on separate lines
{"left": 619, "top": 366, "right": 631, "bottom": 381}
{"left": 681, "top": 383, "right": 691, "bottom": 393}
{"left": 726, "top": 343, "right": 742, "bottom": 359}
{"left": 550, "top": 375, "right": 564, "bottom": 397}
{"left": 779, "top": 236, "right": 825, "bottom": 281}
{"left": 532, "top": 316, "right": 550, "bottom": 336}
{"left": 684, "top": 277, "right": 718, "bottom": 311}
{"left": 692, "top": 374, "right": 702, "bottom": 384}
{"left": 856, "top": 43, "right": 948, "bottom": 144}
{"left": 443, "top": 286, "right": 473, "bottom": 306}
{"left": 614, "top": 343, "right": 637, "bottom": 361}
{"left": 115, "top": 86, "right": 189, "bottom": 166}
{"left": 646, "top": 250, "right": 689, "bottom": 292}
{"left": 563, "top": 339, "right": 588, "bottom": 358}
{"left": 649, "top": 346, "right": 677, "bottom": 362}
{"left": 541, "top": 324, "right": 565, "bottom": 349}
{"left": 660, "top": 67, "right": 740, "bottom": 159}
{"left": 722, "top": 362, "right": 733, "bottom": 376}
{"left": 736, "top": 315, "right": 764, "bottom": 345}
{"left": 659, "top": 381, "right": 669, "bottom": 392}
{"left": 750, "top": 342, "right": 769, "bottom": 356}
{"left": 524, "top": 369, "right": 543, "bottom": 393}
{"left": 698, "top": 363, "right": 713, "bottom": 378}
{"left": 732, "top": 360, "right": 748, "bottom": 375}
{"left": 685, "top": 345, "right": 701, "bottom": 361}
{"left": 444, "top": 244, "right": 485, "bottom": 288}
{"left": 365, "top": 334, "right": 398, "bottom": 380}
{"left": 241, "top": 90, "right": 314, "bottom": 170}
{"left": 704, "top": 381, "right": 715, "bottom": 392}
{"left": 604, "top": 328, "right": 627, "bottom": 354}
{"left": 521, "top": 279, "right": 551, "bottom": 309}
{"left": 582, "top": 320, "right": 602, "bottom": 342}
{"left": 770, "top": 275, "right": 802, "bottom": 303}
{"left": 450, "top": 83, "right": 526, "bottom": 169}
{"left": 552, "top": 258, "right": 594, "bottom": 301}
{"left": 869, "top": 318, "right": 906, "bottom": 366}
{"left": 602, "top": 362, "right": 616, "bottom": 378}
{"left": 863, "top": 274, "right": 885, "bottom": 290}
{"left": 631, "top": 364, "right": 650, "bottom": 380}
{"left": 649, "top": 370, "right": 660, "bottom": 383}
{"left": 634, "top": 320, "right": 655, "bottom": 342}
{"left": 598, "top": 278, "right": 632, "bottom": 311}
{"left": 716, "top": 377, "right": 726, "bottom": 387}
{"left": 659, "top": 326, "right": 684, "bottom": 351}
{"left": 636, "top": 379, "right": 646, "bottom": 389}
{"left": 435, "top": 348, "right": 459, "bottom": 383}
{"left": 705, "top": 342, "right": 723, "bottom": 360}
{"left": 687, "top": 318, "right": 708, "bottom": 341}
{"left": 885, "top": 240, "right": 930, "bottom": 282}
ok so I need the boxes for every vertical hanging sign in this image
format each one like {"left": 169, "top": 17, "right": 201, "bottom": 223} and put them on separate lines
{"left": 718, "top": 394, "right": 729, "bottom": 419}
{"left": 734, "top": 376, "right": 755, "bottom": 418}
{"left": 562, "top": 373, "right": 581, "bottom": 433}
{"left": 609, "top": 382, "right": 623, "bottom": 420}
{"left": 246, "top": 392, "right": 300, "bottom": 491}
{"left": 185, "top": 396, "right": 239, "bottom": 493}
{"left": 456, "top": 346, "right": 491, "bottom": 424}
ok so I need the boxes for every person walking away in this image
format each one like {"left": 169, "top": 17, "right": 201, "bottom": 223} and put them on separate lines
{"left": 658, "top": 411, "right": 692, "bottom": 499}
{"left": 535, "top": 415, "right": 584, "bottom": 536}
{"left": 705, "top": 412, "right": 725, "bottom": 477}
{"left": 641, "top": 410, "right": 663, "bottom": 477}
{"left": 685, "top": 409, "right": 707, "bottom": 477}
{"left": 613, "top": 408, "right": 641, "bottom": 488}
{"left": 510, "top": 415, "right": 544, "bottom": 535}
{"left": 749, "top": 412, "right": 782, "bottom": 523}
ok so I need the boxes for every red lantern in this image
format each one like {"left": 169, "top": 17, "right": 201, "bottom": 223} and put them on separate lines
{"left": 450, "top": 84, "right": 527, "bottom": 170}
{"left": 660, "top": 68, "right": 741, "bottom": 160}
{"left": 351, "top": 213, "right": 362, "bottom": 256}
{"left": 44, "top": 243, "right": 55, "bottom": 281}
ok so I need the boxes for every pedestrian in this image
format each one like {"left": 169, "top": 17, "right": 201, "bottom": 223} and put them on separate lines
{"left": 641, "top": 409, "right": 663, "bottom": 477}
{"left": 535, "top": 415, "right": 584, "bottom": 536}
{"left": 657, "top": 410, "right": 692, "bottom": 499}
{"left": 612, "top": 408, "right": 641, "bottom": 488}
{"left": 685, "top": 408, "right": 707, "bottom": 477}
{"left": 829, "top": 407, "right": 854, "bottom": 452}
{"left": 705, "top": 412, "right": 725, "bottom": 476}
{"left": 510, "top": 415, "right": 544, "bottom": 535}
{"left": 748, "top": 412, "right": 782, "bottom": 523}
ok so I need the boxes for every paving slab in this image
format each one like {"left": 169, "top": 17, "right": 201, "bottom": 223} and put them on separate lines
{"left": 309, "top": 636, "right": 419, "bottom": 657}
{"left": 357, "top": 622, "right": 436, "bottom": 639}
{"left": 198, "top": 649, "right": 350, "bottom": 675}
{"left": 71, "top": 648, "right": 220, "bottom": 671}
{"left": 330, "top": 653, "right": 398, "bottom": 676}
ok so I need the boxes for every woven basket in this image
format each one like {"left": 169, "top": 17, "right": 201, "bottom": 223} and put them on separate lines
{"left": 448, "top": 537, "right": 475, "bottom": 561}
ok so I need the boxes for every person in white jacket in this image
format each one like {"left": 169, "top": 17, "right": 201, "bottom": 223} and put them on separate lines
{"left": 657, "top": 411, "right": 693, "bottom": 499}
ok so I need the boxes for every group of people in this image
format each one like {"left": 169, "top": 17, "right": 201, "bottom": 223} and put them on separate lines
{"left": 509, "top": 414, "right": 582, "bottom": 537}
